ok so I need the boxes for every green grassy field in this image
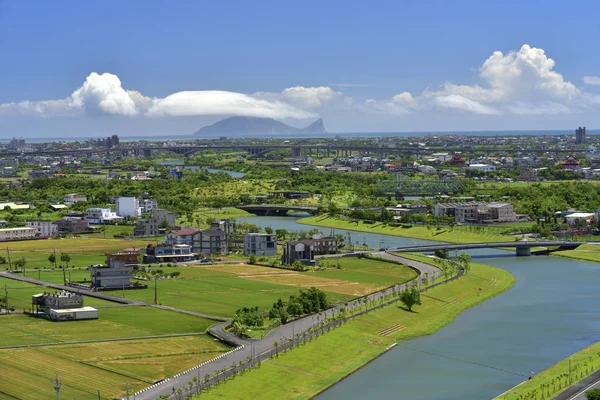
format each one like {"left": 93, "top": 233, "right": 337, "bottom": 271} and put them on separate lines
{"left": 124, "top": 265, "right": 353, "bottom": 317}
{"left": 18, "top": 267, "right": 91, "bottom": 284}
{"left": 0, "top": 336, "right": 229, "bottom": 399}
{"left": 0, "top": 276, "right": 114, "bottom": 310}
{"left": 0, "top": 237, "right": 152, "bottom": 271}
{"left": 1, "top": 306, "right": 216, "bottom": 346}
{"left": 494, "top": 340, "right": 600, "bottom": 400}
{"left": 299, "top": 216, "right": 514, "bottom": 243}
{"left": 551, "top": 243, "right": 600, "bottom": 263}
{"left": 313, "top": 257, "right": 417, "bottom": 287}
{"left": 195, "top": 261, "right": 514, "bottom": 399}
{"left": 126, "top": 258, "right": 418, "bottom": 317}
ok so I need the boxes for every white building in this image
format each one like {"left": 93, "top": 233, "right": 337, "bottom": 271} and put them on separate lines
{"left": 64, "top": 194, "right": 87, "bottom": 205}
{"left": 0, "top": 202, "right": 31, "bottom": 211}
{"left": 84, "top": 208, "right": 122, "bottom": 224}
{"left": 469, "top": 164, "right": 496, "bottom": 172}
{"left": 26, "top": 221, "right": 58, "bottom": 238}
{"left": 116, "top": 197, "right": 140, "bottom": 217}
{"left": 0, "top": 227, "right": 37, "bottom": 241}
{"left": 565, "top": 212, "right": 596, "bottom": 225}
{"left": 243, "top": 233, "right": 277, "bottom": 256}
{"left": 140, "top": 199, "right": 158, "bottom": 213}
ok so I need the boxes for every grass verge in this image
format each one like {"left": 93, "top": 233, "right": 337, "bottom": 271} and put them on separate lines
{"left": 493, "top": 340, "right": 600, "bottom": 400}
{"left": 551, "top": 243, "right": 600, "bottom": 263}
{"left": 194, "top": 261, "right": 514, "bottom": 399}
{"left": 298, "top": 216, "right": 513, "bottom": 244}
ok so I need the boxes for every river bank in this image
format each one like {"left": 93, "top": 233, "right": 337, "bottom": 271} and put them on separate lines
{"left": 194, "top": 261, "right": 514, "bottom": 399}
{"left": 297, "top": 215, "right": 513, "bottom": 244}
{"left": 298, "top": 215, "right": 600, "bottom": 264}
{"left": 494, "top": 340, "right": 600, "bottom": 400}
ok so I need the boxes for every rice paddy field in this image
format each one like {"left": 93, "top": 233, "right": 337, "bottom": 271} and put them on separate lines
{"left": 0, "top": 276, "right": 114, "bottom": 311}
{"left": 0, "top": 237, "right": 151, "bottom": 271}
{"left": 124, "top": 258, "right": 417, "bottom": 317}
{"left": 1, "top": 306, "right": 216, "bottom": 346}
{"left": 0, "top": 336, "right": 229, "bottom": 399}
{"left": 124, "top": 264, "right": 353, "bottom": 317}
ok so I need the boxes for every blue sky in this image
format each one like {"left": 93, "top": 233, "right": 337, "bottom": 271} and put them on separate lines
{"left": 2, "top": 0, "right": 600, "bottom": 137}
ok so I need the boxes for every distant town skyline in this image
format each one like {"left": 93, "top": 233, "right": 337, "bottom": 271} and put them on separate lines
{"left": 1, "top": 0, "right": 600, "bottom": 137}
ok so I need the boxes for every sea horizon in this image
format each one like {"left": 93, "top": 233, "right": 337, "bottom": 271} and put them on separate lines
{"left": 1, "top": 128, "right": 597, "bottom": 143}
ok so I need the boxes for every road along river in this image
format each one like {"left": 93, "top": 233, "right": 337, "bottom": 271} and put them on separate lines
{"left": 238, "top": 215, "right": 600, "bottom": 400}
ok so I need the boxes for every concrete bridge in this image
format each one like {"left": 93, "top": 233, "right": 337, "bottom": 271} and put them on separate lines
{"left": 0, "top": 143, "right": 588, "bottom": 159}
{"left": 388, "top": 240, "right": 587, "bottom": 256}
{"left": 237, "top": 204, "right": 318, "bottom": 216}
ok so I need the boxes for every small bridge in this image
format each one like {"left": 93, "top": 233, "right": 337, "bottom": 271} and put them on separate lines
{"left": 237, "top": 204, "right": 318, "bottom": 216}
{"left": 388, "top": 241, "right": 587, "bottom": 256}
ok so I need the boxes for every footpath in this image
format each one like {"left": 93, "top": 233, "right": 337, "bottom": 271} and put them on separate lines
{"left": 134, "top": 251, "right": 448, "bottom": 400}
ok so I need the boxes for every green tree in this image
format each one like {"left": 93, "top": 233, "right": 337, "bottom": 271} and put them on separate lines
{"left": 249, "top": 253, "right": 257, "bottom": 265}
{"left": 586, "top": 389, "right": 600, "bottom": 400}
{"left": 458, "top": 252, "right": 472, "bottom": 274}
{"left": 264, "top": 226, "right": 273, "bottom": 234}
{"left": 434, "top": 249, "right": 449, "bottom": 259}
{"left": 48, "top": 253, "right": 56, "bottom": 268}
{"left": 60, "top": 253, "right": 71, "bottom": 269}
{"left": 275, "top": 229, "right": 288, "bottom": 240}
{"left": 399, "top": 286, "right": 421, "bottom": 311}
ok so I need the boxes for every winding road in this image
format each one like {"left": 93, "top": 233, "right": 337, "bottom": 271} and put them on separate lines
{"left": 133, "top": 252, "right": 442, "bottom": 400}
{"left": 0, "top": 253, "right": 443, "bottom": 400}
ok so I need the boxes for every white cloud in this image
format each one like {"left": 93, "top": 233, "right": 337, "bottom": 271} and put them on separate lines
{"left": 0, "top": 73, "right": 317, "bottom": 120}
{"left": 281, "top": 86, "right": 341, "bottom": 108}
{"left": 0, "top": 98, "right": 74, "bottom": 117}
{"left": 434, "top": 95, "right": 500, "bottom": 115}
{"left": 69, "top": 73, "right": 138, "bottom": 116}
{"left": 583, "top": 76, "right": 600, "bottom": 86}
{"left": 391, "top": 92, "right": 418, "bottom": 110}
{"left": 1, "top": 45, "right": 597, "bottom": 123}
{"left": 422, "top": 44, "right": 581, "bottom": 114}
{"left": 146, "top": 90, "right": 316, "bottom": 119}
{"left": 126, "top": 90, "right": 154, "bottom": 113}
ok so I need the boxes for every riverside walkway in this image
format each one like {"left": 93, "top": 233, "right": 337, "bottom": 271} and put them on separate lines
{"left": 133, "top": 252, "right": 445, "bottom": 400}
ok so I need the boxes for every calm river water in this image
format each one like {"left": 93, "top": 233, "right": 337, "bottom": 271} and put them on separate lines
{"left": 238, "top": 215, "right": 600, "bottom": 400}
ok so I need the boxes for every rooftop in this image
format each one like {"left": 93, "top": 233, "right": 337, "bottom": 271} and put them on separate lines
{"left": 173, "top": 228, "right": 199, "bottom": 236}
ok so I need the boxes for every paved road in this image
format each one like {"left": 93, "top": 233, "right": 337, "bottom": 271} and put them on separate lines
{"left": 553, "top": 369, "right": 600, "bottom": 400}
{"left": 0, "top": 271, "right": 144, "bottom": 305}
{"left": 0, "top": 271, "right": 227, "bottom": 321}
{"left": 134, "top": 252, "right": 443, "bottom": 400}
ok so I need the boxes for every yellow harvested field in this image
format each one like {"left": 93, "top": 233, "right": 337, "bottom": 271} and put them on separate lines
{"left": 199, "top": 263, "right": 293, "bottom": 276}
{"left": 0, "top": 336, "right": 229, "bottom": 399}
{"left": 242, "top": 273, "right": 380, "bottom": 296}
{"left": 4, "top": 237, "right": 149, "bottom": 253}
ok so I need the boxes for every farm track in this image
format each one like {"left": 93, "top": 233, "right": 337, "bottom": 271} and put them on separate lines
{"left": 0, "top": 332, "right": 207, "bottom": 350}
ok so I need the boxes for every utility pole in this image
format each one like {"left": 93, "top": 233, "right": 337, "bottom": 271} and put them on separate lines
{"left": 4, "top": 284, "right": 8, "bottom": 314}
{"left": 154, "top": 277, "right": 158, "bottom": 305}
{"left": 125, "top": 382, "right": 129, "bottom": 400}
{"left": 54, "top": 375, "right": 61, "bottom": 400}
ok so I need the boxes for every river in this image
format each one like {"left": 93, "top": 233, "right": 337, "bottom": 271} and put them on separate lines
{"left": 237, "top": 214, "right": 600, "bottom": 400}
{"left": 160, "top": 160, "right": 245, "bottom": 178}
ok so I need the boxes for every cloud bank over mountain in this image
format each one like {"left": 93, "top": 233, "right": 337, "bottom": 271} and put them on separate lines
{"left": 1, "top": 44, "right": 599, "bottom": 123}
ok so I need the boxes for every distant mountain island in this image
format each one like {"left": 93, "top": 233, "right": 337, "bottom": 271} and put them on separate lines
{"left": 194, "top": 117, "right": 326, "bottom": 136}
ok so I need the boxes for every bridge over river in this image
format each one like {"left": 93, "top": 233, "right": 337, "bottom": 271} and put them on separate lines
{"left": 237, "top": 204, "right": 318, "bottom": 215}
{"left": 388, "top": 240, "right": 588, "bottom": 256}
